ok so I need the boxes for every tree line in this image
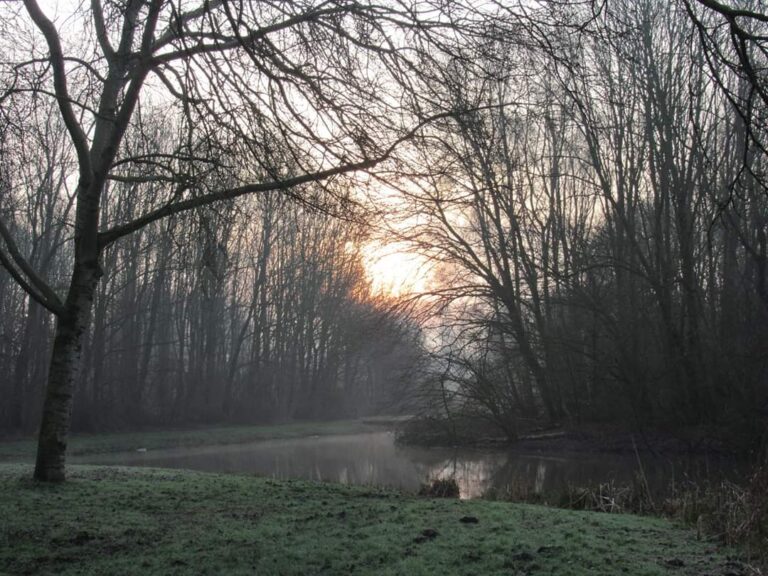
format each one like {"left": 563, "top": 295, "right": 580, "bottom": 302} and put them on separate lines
{"left": 400, "top": 0, "right": 768, "bottom": 448}
{"left": 1, "top": 0, "right": 767, "bottom": 482}
{"left": 0, "top": 110, "right": 419, "bottom": 433}
{"left": 0, "top": 0, "right": 455, "bottom": 480}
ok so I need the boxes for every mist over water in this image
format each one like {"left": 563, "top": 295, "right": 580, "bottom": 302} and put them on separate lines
{"left": 79, "top": 431, "right": 745, "bottom": 500}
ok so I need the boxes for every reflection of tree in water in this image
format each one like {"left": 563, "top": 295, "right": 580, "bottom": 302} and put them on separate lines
{"left": 83, "top": 432, "right": 750, "bottom": 499}
{"left": 422, "top": 452, "right": 509, "bottom": 499}
{"left": 485, "top": 456, "right": 583, "bottom": 500}
{"left": 415, "top": 450, "right": 750, "bottom": 501}
{"left": 420, "top": 454, "right": 567, "bottom": 500}
{"left": 483, "top": 455, "right": 654, "bottom": 501}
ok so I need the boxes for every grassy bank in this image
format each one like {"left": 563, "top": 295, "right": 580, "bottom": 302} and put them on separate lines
{"left": 0, "top": 420, "right": 377, "bottom": 462}
{"left": 0, "top": 465, "right": 747, "bottom": 576}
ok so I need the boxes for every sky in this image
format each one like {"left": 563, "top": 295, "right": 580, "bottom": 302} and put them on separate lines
{"left": 22, "top": 0, "right": 434, "bottom": 298}
{"left": 364, "top": 241, "right": 432, "bottom": 297}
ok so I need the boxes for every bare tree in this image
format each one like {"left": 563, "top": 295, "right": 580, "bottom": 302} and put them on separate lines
{"left": 0, "top": 0, "right": 451, "bottom": 481}
{"left": 683, "top": 1, "right": 768, "bottom": 170}
{"left": 400, "top": 0, "right": 768, "bottom": 444}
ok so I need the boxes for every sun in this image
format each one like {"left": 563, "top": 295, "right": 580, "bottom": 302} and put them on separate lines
{"left": 363, "top": 242, "right": 431, "bottom": 297}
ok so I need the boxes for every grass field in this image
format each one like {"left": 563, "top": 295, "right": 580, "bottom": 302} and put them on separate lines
{"left": 0, "top": 464, "right": 746, "bottom": 576}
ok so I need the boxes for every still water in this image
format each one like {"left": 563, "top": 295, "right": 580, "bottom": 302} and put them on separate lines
{"left": 78, "top": 430, "right": 742, "bottom": 500}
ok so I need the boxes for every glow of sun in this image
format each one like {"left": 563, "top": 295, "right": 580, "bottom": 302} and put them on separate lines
{"left": 363, "top": 243, "right": 431, "bottom": 297}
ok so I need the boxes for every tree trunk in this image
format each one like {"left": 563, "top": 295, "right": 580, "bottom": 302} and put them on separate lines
{"left": 34, "top": 265, "right": 99, "bottom": 482}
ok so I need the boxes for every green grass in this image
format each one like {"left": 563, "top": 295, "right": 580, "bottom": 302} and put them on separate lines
{"left": 0, "top": 464, "right": 744, "bottom": 575}
{"left": 0, "top": 420, "right": 377, "bottom": 462}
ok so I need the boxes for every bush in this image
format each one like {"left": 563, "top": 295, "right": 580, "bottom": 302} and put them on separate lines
{"left": 559, "top": 478, "right": 655, "bottom": 515}
{"left": 553, "top": 468, "right": 768, "bottom": 569}
{"left": 483, "top": 466, "right": 768, "bottom": 567}
{"left": 396, "top": 414, "right": 509, "bottom": 446}
{"left": 667, "top": 467, "right": 768, "bottom": 564}
{"left": 418, "top": 477, "right": 460, "bottom": 498}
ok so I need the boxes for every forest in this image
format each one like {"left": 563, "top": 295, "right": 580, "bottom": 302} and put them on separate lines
{"left": 3, "top": 0, "right": 768, "bottom": 574}
{"left": 402, "top": 0, "right": 768, "bottom": 448}
{"left": 0, "top": 0, "right": 767, "bottom": 480}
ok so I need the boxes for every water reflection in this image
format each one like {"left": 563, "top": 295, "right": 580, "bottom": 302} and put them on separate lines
{"left": 79, "top": 431, "right": 745, "bottom": 500}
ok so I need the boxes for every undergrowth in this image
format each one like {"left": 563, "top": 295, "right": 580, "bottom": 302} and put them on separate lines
{"left": 483, "top": 465, "right": 768, "bottom": 572}
{"left": 418, "top": 478, "right": 460, "bottom": 498}
{"left": 672, "top": 467, "right": 768, "bottom": 566}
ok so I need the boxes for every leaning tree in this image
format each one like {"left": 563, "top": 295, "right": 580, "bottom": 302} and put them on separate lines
{"left": 0, "top": 0, "right": 466, "bottom": 481}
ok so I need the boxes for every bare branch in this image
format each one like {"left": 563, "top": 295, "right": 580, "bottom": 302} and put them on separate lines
{"left": 22, "top": 0, "right": 92, "bottom": 182}
{"left": 100, "top": 110, "right": 457, "bottom": 246}
{"left": 0, "top": 216, "right": 64, "bottom": 315}
{"left": 694, "top": 0, "right": 768, "bottom": 23}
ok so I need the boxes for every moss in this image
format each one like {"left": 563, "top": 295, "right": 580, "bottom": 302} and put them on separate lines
{"left": 0, "top": 464, "right": 744, "bottom": 575}
{"left": 0, "top": 420, "right": 376, "bottom": 462}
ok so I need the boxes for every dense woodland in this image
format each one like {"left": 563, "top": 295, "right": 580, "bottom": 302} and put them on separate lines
{"left": 0, "top": 0, "right": 767, "bottom": 481}
{"left": 0, "top": 119, "right": 419, "bottom": 430}
{"left": 403, "top": 0, "right": 768, "bottom": 448}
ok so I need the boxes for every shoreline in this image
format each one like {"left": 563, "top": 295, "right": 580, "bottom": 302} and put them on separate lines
{"left": 397, "top": 425, "right": 755, "bottom": 459}
{"left": 0, "top": 419, "right": 384, "bottom": 462}
{"left": 0, "top": 464, "right": 748, "bottom": 576}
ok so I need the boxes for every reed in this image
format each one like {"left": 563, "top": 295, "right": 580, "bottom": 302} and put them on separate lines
{"left": 485, "top": 466, "right": 768, "bottom": 570}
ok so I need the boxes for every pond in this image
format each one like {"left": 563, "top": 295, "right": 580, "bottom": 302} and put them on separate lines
{"left": 78, "top": 430, "right": 744, "bottom": 500}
